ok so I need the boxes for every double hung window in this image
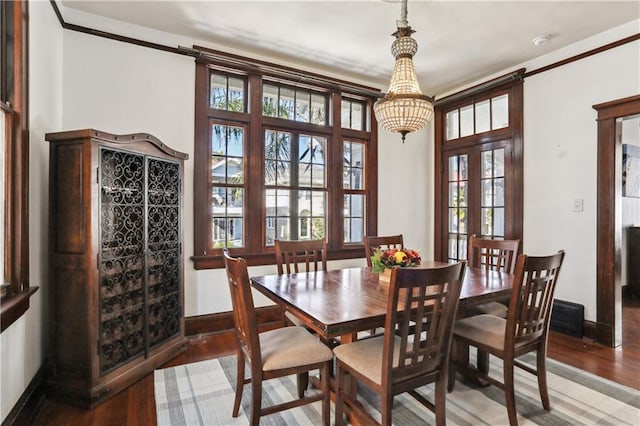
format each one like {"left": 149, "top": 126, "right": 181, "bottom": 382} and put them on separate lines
{"left": 193, "top": 53, "right": 379, "bottom": 269}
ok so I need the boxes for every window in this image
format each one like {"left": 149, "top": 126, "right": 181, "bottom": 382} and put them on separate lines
{"left": 434, "top": 73, "right": 523, "bottom": 263}
{"left": 1, "top": 0, "right": 36, "bottom": 332}
{"left": 193, "top": 52, "right": 379, "bottom": 269}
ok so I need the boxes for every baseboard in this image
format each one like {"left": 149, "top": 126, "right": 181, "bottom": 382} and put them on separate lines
{"left": 583, "top": 319, "right": 598, "bottom": 341}
{"left": 1, "top": 365, "right": 46, "bottom": 426}
{"left": 185, "top": 305, "right": 285, "bottom": 337}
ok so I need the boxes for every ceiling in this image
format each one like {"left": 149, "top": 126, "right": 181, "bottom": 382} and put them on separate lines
{"left": 60, "top": 1, "right": 640, "bottom": 96}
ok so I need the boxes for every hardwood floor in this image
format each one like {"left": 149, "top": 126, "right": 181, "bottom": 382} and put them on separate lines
{"left": 26, "top": 301, "right": 639, "bottom": 426}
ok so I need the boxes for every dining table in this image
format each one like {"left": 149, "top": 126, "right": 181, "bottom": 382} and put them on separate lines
{"left": 250, "top": 261, "right": 514, "bottom": 345}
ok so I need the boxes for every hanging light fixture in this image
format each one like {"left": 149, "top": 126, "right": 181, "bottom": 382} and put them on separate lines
{"left": 374, "top": 0, "right": 433, "bottom": 142}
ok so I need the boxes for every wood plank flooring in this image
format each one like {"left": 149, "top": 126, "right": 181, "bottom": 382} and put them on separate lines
{"left": 27, "top": 299, "right": 639, "bottom": 426}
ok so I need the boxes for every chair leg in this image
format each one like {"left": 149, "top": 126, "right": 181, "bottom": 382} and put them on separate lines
{"left": 296, "top": 372, "right": 309, "bottom": 398}
{"left": 321, "top": 362, "right": 330, "bottom": 426}
{"left": 250, "top": 375, "right": 262, "bottom": 426}
{"left": 448, "top": 340, "right": 459, "bottom": 392}
{"left": 435, "top": 376, "right": 447, "bottom": 426}
{"left": 503, "top": 356, "right": 518, "bottom": 426}
{"left": 335, "top": 363, "right": 345, "bottom": 426}
{"left": 232, "top": 353, "right": 245, "bottom": 417}
{"left": 477, "top": 348, "right": 490, "bottom": 373}
{"left": 537, "top": 346, "right": 551, "bottom": 410}
{"left": 381, "top": 391, "right": 393, "bottom": 426}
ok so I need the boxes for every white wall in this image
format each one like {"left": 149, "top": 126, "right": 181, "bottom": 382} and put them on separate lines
{"left": 0, "top": 2, "right": 63, "bottom": 422}
{"left": 521, "top": 22, "right": 639, "bottom": 320}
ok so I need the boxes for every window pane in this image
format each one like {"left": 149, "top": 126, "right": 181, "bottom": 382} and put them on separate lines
{"left": 228, "top": 77, "right": 245, "bottom": 112}
{"left": 210, "top": 74, "right": 227, "bottom": 109}
{"left": 494, "top": 178, "right": 505, "bottom": 206}
{"left": 494, "top": 207, "right": 505, "bottom": 236}
{"left": 299, "top": 136, "right": 326, "bottom": 188}
{"left": 459, "top": 154, "right": 468, "bottom": 180}
{"left": 481, "top": 208, "right": 492, "bottom": 235}
{"left": 344, "top": 194, "right": 365, "bottom": 243}
{"left": 296, "top": 91, "right": 311, "bottom": 122}
{"left": 458, "top": 235, "right": 468, "bottom": 261}
{"left": 475, "top": 99, "right": 490, "bottom": 133}
{"left": 449, "top": 208, "right": 458, "bottom": 232}
{"left": 458, "top": 181, "right": 467, "bottom": 207}
{"left": 212, "top": 187, "right": 244, "bottom": 248}
{"left": 494, "top": 148, "right": 505, "bottom": 177}
{"left": 460, "top": 104, "right": 474, "bottom": 137}
{"left": 448, "top": 182, "right": 458, "bottom": 207}
{"left": 341, "top": 100, "right": 351, "bottom": 129}
{"left": 492, "top": 94, "right": 509, "bottom": 129}
{"left": 211, "top": 124, "right": 244, "bottom": 184}
{"left": 448, "top": 234, "right": 458, "bottom": 259}
{"left": 481, "top": 179, "right": 492, "bottom": 207}
{"left": 446, "top": 110, "right": 459, "bottom": 140}
{"left": 263, "top": 84, "right": 278, "bottom": 117}
{"left": 448, "top": 155, "right": 458, "bottom": 181}
{"left": 279, "top": 88, "right": 295, "bottom": 120}
{"left": 344, "top": 141, "right": 365, "bottom": 190}
{"left": 311, "top": 94, "right": 326, "bottom": 125}
{"left": 481, "top": 150, "right": 492, "bottom": 178}
{"left": 351, "top": 102, "right": 363, "bottom": 131}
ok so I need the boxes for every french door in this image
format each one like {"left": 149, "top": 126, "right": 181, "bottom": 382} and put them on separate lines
{"left": 434, "top": 74, "right": 523, "bottom": 263}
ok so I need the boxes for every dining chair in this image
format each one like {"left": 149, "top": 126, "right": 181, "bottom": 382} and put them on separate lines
{"left": 449, "top": 250, "right": 565, "bottom": 426}
{"left": 466, "top": 234, "right": 520, "bottom": 317}
{"left": 223, "top": 249, "right": 333, "bottom": 426}
{"left": 333, "top": 262, "right": 466, "bottom": 426}
{"left": 364, "top": 234, "right": 404, "bottom": 267}
{"left": 274, "top": 239, "right": 328, "bottom": 274}
{"left": 363, "top": 235, "right": 405, "bottom": 336}
{"left": 274, "top": 239, "right": 328, "bottom": 329}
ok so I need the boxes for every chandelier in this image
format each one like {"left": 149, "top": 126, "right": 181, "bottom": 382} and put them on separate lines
{"left": 374, "top": 0, "right": 433, "bottom": 142}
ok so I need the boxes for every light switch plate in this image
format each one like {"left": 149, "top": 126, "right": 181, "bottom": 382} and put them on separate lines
{"left": 573, "top": 199, "right": 584, "bottom": 212}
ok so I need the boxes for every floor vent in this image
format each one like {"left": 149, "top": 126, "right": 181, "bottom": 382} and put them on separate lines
{"left": 550, "top": 299, "right": 584, "bottom": 338}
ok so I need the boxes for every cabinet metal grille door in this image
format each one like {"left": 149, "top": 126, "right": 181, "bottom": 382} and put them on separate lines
{"left": 146, "top": 158, "right": 182, "bottom": 349}
{"left": 99, "top": 148, "right": 146, "bottom": 373}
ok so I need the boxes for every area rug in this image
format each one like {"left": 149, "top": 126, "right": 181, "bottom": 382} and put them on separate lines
{"left": 154, "top": 353, "right": 640, "bottom": 425}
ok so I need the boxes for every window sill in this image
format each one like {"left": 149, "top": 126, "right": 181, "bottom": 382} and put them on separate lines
{"left": 1, "top": 287, "right": 39, "bottom": 333}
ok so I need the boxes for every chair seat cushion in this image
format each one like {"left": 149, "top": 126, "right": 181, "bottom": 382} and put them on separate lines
{"left": 333, "top": 335, "right": 402, "bottom": 386}
{"left": 468, "top": 301, "right": 508, "bottom": 318}
{"left": 259, "top": 326, "right": 333, "bottom": 371}
{"left": 454, "top": 314, "right": 507, "bottom": 351}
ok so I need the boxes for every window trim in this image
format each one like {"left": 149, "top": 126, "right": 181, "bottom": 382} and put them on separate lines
{"left": 1, "top": 0, "right": 37, "bottom": 333}
{"left": 192, "top": 53, "right": 380, "bottom": 269}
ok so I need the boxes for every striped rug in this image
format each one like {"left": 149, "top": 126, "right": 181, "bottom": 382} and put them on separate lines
{"left": 154, "top": 353, "right": 640, "bottom": 425}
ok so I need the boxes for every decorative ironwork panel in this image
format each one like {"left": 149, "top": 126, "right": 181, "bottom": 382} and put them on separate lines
{"left": 146, "top": 158, "right": 181, "bottom": 348}
{"left": 99, "top": 149, "right": 146, "bottom": 373}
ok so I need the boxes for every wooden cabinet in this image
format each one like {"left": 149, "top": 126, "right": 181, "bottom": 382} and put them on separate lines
{"left": 628, "top": 226, "right": 640, "bottom": 298}
{"left": 46, "top": 129, "right": 188, "bottom": 408}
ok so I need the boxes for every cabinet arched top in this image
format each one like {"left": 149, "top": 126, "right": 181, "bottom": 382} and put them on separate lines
{"left": 45, "top": 129, "right": 189, "bottom": 160}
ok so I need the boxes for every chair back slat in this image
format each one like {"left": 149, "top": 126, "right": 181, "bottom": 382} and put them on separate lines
{"left": 364, "top": 235, "right": 404, "bottom": 267}
{"left": 223, "top": 249, "right": 261, "bottom": 364}
{"left": 468, "top": 234, "right": 520, "bottom": 273}
{"left": 507, "top": 251, "right": 565, "bottom": 346}
{"left": 274, "top": 239, "right": 327, "bottom": 275}
{"left": 382, "top": 263, "right": 466, "bottom": 386}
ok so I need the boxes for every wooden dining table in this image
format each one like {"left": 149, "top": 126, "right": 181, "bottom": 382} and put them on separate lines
{"left": 250, "top": 261, "right": 514, "bottom": 345}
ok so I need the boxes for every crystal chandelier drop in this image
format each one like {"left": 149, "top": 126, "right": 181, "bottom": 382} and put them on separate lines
{"left": 374, "top": 0, "right": 433, "bottom": 142}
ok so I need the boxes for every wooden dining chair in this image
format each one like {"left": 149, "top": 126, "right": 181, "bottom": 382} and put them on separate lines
{"left": 466, "top": 234, "right": 520, "bottom": 317}
{"left": 274, "top": 239, "right": 327, "bottom": 330}
{"left": 364, "top": 234, "right": 404, "bottom": 267}
{"left": 449, "top": 250, "right": 565, "bottom": 426}
{"left": 223, "top": 249, "right": 333, "bottom": 426}
{"left": 334, "top": 262, "right": 466, "bottom": 426}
